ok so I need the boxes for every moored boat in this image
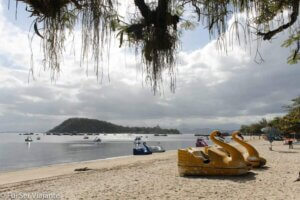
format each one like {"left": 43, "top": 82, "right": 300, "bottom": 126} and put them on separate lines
{"left": 83, "top": 134, "right": 89, "bottom": 139}
{"left": 93, "top": 137, "right": 101, "bottom": 143}
{"left": 25, "top": 136, "right": 33, "bottom": 142}
{"left": 178, "top": 130, "right": 252, "bottom": 176}
{"left": 149, "top": 145, "right": 165, "bottom": 153}
{"left": 196, "top": 137, "right": 208, "bottom": 147}
{"left": 133, "top": 142, "right": 152, "bottom": 155}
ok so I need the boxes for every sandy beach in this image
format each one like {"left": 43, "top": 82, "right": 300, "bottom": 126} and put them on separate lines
{"left": 0, "top": 139, "right": 299, "bottom": 200}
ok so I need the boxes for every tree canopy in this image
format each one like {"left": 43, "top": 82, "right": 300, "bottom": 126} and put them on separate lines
{"left": 11, "top": 0, "right": 300, "bottom": 92}
{"left": 240, "top": 96, "right": 300, "bottom": 136}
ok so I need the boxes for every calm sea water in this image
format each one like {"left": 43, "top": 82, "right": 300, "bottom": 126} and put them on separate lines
{"left": 0, "top": 133, "right": 213, "bottom": 172}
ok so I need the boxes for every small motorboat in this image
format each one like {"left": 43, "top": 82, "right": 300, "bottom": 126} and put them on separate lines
{"left": 196, "top": 137, "right": 208, "bottom": 147}
{"left": 93, "top": 137, "right": 101, "bottom": 143}
{"left": 133, "top": 142, "right": 152, "bottom": 155}
{"left": 83, "top": 134, "right": 89, "bottom": 139}
{"left": 25, "top": 136, "right": 33, "bottom": 142}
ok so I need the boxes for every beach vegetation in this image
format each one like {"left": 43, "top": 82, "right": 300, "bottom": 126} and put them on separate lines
{"left": 240, "top": 96, "right": 300, "bottom": 138}
{"left": 48, "top": 117, "right": 181, "bottom": 134}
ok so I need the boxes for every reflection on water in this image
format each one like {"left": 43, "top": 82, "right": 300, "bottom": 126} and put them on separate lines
{"left": 26, "top": 142, "right": 31, "bottom": 150}
{"left": 0, "top": 133, "right": 214, "bottom": 172}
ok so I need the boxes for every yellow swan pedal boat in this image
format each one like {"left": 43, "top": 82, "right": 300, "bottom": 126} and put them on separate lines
{"left": 230, "top": 131, "right": 266, "bottom": 168}
{"left": 178, "top": 131, "right": 252, "bottom": 176}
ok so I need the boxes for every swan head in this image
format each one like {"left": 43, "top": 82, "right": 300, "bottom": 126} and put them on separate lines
{"left": 216, "top": 131, "right": 225, "bottom": 139}
{"left": 237, "top": 132, "right": 244, "bottom": 140}
{"left": 232, "top": 131, "right": 244, "bottom": 140}
{"left": 210, "top": 130, "right": 226, "bottom": 141}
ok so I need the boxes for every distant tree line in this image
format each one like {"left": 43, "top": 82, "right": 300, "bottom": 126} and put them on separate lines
{"left": 240, "top": 96, "right": 300, "bottom": 138}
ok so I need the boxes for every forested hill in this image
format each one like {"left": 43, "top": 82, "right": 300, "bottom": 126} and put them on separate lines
{"left": 48, "top": 118, "right": 181, "bottom": 134}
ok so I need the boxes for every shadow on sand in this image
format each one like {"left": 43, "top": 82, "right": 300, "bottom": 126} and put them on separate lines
{"left": 275, "top": 150, "right": 299, "bottom": 154}
{"left": 183, "top": 171, "right": 257, "bottom": 183}
{"left": 253, "top": 166, "right": 270, "bottom": 171}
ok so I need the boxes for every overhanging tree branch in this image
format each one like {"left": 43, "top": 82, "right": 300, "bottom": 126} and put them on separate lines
{"left": 258, "top": 0, "right": 299, "bottom": 40}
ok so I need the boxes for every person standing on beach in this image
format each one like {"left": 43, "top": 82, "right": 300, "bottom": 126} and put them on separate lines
{"left": 288, "top": 139, "right": 293, "bottom": 149}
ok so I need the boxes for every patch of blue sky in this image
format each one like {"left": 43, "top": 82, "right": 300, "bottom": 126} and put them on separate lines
{"left": 181, "top": 25, "right": 210, "bottom": 52}
{"left": 0, "top": 53, "right": 24, "bottom": 69}
{"left": 2, "top": 1, "right": 32, "bottom": 31}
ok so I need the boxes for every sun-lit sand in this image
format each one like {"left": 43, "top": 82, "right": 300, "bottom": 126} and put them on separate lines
{"left": 0, "top": 139, "right": 299, "bottom": 200}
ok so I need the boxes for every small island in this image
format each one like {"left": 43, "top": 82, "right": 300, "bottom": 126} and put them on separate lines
{"left": 48, "top": 118, "right": 181, "bottom": 135}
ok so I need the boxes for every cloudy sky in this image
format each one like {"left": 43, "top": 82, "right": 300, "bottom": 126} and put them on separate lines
{"left": 0, "top": 1, "right": 299, "bottom": 132}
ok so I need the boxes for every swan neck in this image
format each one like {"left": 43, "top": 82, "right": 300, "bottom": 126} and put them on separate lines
{"left": 232, "top": 132, "right": 259, "bottom": 157}
{"left": 210, "top": 131, "right": 242, "bottom": 161}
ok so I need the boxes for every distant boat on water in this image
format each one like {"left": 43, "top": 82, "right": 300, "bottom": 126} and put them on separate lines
{"left": 196, "top": 137, "right": 208, "bottom": 147}
{"left": 25, "top": 136, "right": 33, "bottom": 142}
{"left": 154, "top": 134, "right": 168, "bottom": 136}
{"left": 93, "top": 137, "right": 101, "bottom": 143}
{"left": 154, "top": 133, "right": 168, "bottom": 136}
{"left": 133, "top": 142, "right": 152, "bottom": 155}
{"left": 83, "top": 134, "right": 89, "bottom": 139}
{"left": 23, "top": 133, "right": 33, "bottom": 135}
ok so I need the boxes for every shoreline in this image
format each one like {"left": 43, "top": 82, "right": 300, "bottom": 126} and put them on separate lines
{"left": 0, "top": 154, "right": 134, "bottom": 174}
{"left": 1, "top": 140, "right": 299, "bottom": 199}
{"left": 0, "top": 150, "right": 177, "bottom": 186}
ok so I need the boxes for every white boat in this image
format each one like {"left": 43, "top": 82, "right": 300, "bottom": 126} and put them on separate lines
{"left": 83, "top": 134, "right": 89, "bottom": 139}
{"left": 25, "top": 136, "right": 33, "bottom": 142}
{"left": 148, "top": 142, "right": 165, "bottom": 153}
{"left": 93, "top": 137, "right": 101, "bottom": 143}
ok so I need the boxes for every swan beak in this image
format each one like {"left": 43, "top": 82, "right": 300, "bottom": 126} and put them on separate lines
{"left": 238, "top": 133, "right": 244, "bottom": 140}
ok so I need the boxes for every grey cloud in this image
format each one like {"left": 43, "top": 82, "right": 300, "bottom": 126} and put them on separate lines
{"left": 0, "top": 5, "right": 300, "bottom": 132}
